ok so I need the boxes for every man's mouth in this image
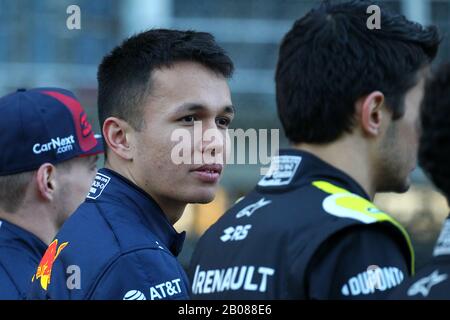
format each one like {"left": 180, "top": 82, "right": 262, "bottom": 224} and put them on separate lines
{"left": 190, "top": 164, "right": 223, "bottom": 183}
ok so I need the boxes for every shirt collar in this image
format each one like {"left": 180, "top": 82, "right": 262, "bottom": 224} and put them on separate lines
{"left": 88, "top": 168, "right": 186, "bottom": 256}
{"left": 257, "top": 148, "right": 370, "bottom": 200}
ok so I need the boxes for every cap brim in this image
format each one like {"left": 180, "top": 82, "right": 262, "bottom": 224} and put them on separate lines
{"left": 79, "top": 134, "right": 104, "bottom": 157}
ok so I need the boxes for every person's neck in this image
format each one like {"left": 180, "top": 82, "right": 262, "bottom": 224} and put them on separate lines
{"left": 104, "top": 161, "right": 186, "bottom": 225}
{"left": 0, "top": 206, "right": 57, "bottom": 245}
{"left": 293, "top": 137, "right": 376, "bottom": 199}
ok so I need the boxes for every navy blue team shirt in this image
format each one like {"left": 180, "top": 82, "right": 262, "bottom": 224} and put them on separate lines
{"left": 28, "top": 168, "right": 189, "bottom": 300}
{"left": 0, "top": 219, "right": 47, "bottom": 299}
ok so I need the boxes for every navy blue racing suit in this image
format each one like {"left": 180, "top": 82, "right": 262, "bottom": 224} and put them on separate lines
{"left": 0, "top": 219, "right": 46, "bottom": 299}
{"left": 28, "top": 168, "right": 190, "bottom": 300}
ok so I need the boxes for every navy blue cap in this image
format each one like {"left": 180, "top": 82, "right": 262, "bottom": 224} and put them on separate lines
{"left": 0, "top": 87, "right": 104, "bottom": 176}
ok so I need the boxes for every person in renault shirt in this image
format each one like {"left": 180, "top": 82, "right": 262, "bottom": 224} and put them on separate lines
{"left": 0, "top": 87, "right": 103, "bottom": 299}
{"left": 28, "top": 29, "right": 235, "bottom": 300}
{"left": 392, "top": 64, "right": 450, "bottom": 299}
{"left": 189, "top": 0, "right": 440, "bottom": 300}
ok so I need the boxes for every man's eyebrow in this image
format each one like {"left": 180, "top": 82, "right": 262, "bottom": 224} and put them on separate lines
{"left": 173, "top": 103, "right": 235, "bottom": 115}
{"left": 173, "top": 103, "right": 205, "bottom": 114}
{"left": 223, "top": 105, "right": 235, "bottom": 115}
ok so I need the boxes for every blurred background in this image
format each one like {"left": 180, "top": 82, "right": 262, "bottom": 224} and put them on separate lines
{"left": 0, "top": 0, "right": 449, "bottom": 270}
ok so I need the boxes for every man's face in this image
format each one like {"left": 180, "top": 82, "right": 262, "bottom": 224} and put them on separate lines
{"left": 56, "top": 155, "right": 98, "bottom": 226}
{"left": 131, "top": 62, "right": 233, "bottom": 208}
{"left": 376, "top": 74, "right": 426, "bottom": 193}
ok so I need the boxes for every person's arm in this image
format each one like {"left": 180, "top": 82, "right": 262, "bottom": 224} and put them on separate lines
{"left": 306, "top": 224, "right": 410, "bottom": 300}
{"left": 0, "top": 261, "right": 22, "bottom": 299}
{"left": 90, "top": 249, "right": 190, "bottom": 300}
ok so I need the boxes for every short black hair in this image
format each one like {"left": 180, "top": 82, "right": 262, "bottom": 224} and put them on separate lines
{"left": 419, "top": 63, "right": 450, "bottom": 199}
{"left": 97, "top": 29, "right": 234, "bottom": 133}
{"left": 276, "top": 0, "right": 440, "bottom": 144}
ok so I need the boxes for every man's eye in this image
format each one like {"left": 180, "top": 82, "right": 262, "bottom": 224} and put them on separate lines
{"left": 180, "top": 115, "right": 197, "bottom": 124}
{"left": 216, "top": 117, "right": 231, "bottom": 128}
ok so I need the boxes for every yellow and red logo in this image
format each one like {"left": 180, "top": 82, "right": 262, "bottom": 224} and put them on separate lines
{"left": 32, "top": 239, "right": 68, "bottom": 290}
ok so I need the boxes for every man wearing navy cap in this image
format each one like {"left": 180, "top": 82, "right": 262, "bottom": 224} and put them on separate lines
{"left": 0, "top": 87, "right": 103, "bottom": 299}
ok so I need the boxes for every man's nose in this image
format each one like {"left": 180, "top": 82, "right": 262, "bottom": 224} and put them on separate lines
{"left": 202, "top": 124, "right": 225, "bottom": 157}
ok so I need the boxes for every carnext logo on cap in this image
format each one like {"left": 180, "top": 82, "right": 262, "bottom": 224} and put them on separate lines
{"left": 87, "top": 172, "right": 111, "bottom": 200}
{"left": 32, "top": 135, "right": 75, "bottom": 155}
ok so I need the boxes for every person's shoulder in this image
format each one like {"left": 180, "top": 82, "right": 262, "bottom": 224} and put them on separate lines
{"left": 247, "top": 179, "right": 370, "bottom": 225}
{"left": 108, "top": 247, "right": 185, "bottom": 275}
{"left": 0, "top": 244, "right": 39, "bottom": 283}
{"left": 196, "top": 181, "right": 371, "bottom": 243}
{"left": 56, "top": 198, "right": 161, "bottom": 251}
{"left": 27, "top": 203, "right": 125, "bottom": 298}
{"left": 88, "top": 247, "right": 189, "bottom": 300}
{"left": 310, "top": 218, "right": 412, "bottom": 265}
{"left": 51, "top": 201, "right": 117, "bottom": 254}
{"left": 391, "top": 259, "right": 450, "bottom": 299}
{"left": 0, "top": 241, "right": 36, "bottom": 260}
{"left": 0, "top": 259, "right": 23, "bottom": 299}
{"left": 305, "top": 223, "right": 412, "bottom": 299}
{"left": 32, "top": 201, "right": 168, "bottom": 298}
{"left": 27, "top": 232, "right": 166, "bottom": 300}
{"left": 45, "top": 200, "right": 164, "bottom": 271}
{"left": 303, "top": 180, "right": 409, "bottom": 235}
{"left": 223, "top": 180, "right": 371, "bottom": 230}
{"left": 321, "top": 223, "right": 408, "bottom": 249}
{"left": 308, "top": 223, "right": 413, "bottom": 279}
{"left": 57, "top": 200, "right": 103, "bottom": 234}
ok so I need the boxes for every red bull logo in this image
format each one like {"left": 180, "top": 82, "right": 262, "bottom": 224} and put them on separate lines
{"left": 32, "top": 239, "right": 68, "bottom": 290}
{"left": 79, "top": 112, "right": 92, "bottom": 137}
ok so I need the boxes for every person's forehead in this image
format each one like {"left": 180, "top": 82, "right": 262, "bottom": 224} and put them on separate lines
{"left": 145, "top": 62, "right": 232, "bottom": 114}
{"left": 171, "top": 102, "right": 235, "bottom": 115}
{"left": 151, "top": 62, "right": 229, "bottom": 92}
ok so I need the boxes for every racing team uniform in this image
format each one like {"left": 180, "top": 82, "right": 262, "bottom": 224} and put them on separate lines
{"left": 189, "top": 149, "right": 414, "bottom": 299}
{"left": 27, "top": 168, "right": 190, "bottom": 300}
{"left": 0, "top": 220, "right": 47, "bottom": 299}
{"left": 391, "top": 216, "right": 450, "bottom": 299}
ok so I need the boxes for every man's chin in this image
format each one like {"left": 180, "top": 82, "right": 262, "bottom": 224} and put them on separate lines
{"left": 394, "top": 184, "right": 410, "bottom": 194}
{"left": 185, "top": 188, "right": 217, "bottom": 204}
{"left": 193, "top": 195, "right": 216, "bottom": 204}
{"left": 377, "top": 178, "right": 411, "bottom": 194}
{"left": 397, "top": 176, "right": 412, "bottom": 193}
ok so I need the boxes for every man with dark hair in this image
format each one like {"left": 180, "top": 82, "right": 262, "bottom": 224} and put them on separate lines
{"left": 0, "top": 88, "right": 102, "bottom": 299}
{"left": 391, "top": 64, "right": 450, "bottom": 299}
{"left": 28, "top": 29, "right": 234, "bottom": 299}
{"left": 189, "top": 0, "right": 440, "bottom": 299}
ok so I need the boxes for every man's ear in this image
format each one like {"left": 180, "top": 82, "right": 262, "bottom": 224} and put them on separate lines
{"left": 102, "top": 117, "right": 135, "bottom": 161}
{"left": 356, "top": 91, "right": 385, "bottom": 137}
{"left": 36, "top": 163, "right": 57, "bottom": 201}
